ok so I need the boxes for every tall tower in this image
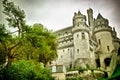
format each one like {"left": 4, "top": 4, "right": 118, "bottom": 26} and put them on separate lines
{"left": 72, "top": 11, "right": 91, "bottom": 68}
{"left": 87, "top": 8, "right": 94, "bottom": 39}
{"left": 94, "top": 13, "right": 114, "bottom": 68}
{"left": 87, "top": 8, "right": 94, "bottom": 29}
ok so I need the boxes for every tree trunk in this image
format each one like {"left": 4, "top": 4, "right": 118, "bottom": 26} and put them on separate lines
{"left": 6, "top": 49, "right": 13, "bottom": 68}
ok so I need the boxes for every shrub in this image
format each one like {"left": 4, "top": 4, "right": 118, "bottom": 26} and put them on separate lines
{"left": 0, "top": 60, "right": 53, "bottom": 80}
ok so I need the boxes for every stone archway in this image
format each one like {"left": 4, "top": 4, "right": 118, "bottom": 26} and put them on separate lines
{"left": 104, "top": 58, "right": 111, "bottom": 67}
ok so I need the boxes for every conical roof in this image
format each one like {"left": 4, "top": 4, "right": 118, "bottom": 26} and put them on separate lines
{"left": 97, "top": 13, "right": 104, "bottom": 19}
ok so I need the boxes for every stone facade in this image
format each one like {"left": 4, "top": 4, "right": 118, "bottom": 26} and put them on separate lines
{"left": 53, "top": 8, "right": 120, "bottom": 76}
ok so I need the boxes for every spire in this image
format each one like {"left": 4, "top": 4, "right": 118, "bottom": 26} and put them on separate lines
{"left": 97, "top": 13, "right": 104, "bottom": 19}
{"left": 78, "top": 11, "right": 81, "bottom": 15}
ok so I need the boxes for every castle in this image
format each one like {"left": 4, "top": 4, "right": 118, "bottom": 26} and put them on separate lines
{"left": 53, "top": 8, "right": 120, "bottom": 76}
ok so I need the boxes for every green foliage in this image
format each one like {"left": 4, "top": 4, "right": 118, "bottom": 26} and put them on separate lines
{"left": 1, "top": 0, "right": 57, "bottom": 68}
{"left": 86, "top": 64, "right": 90, "bottom": 69}
{"left": 0, "top": 24, "right": 12, "bottom": 66}
{"left": 0, "top": 60, "right": 53, "bottom": 80}
{"left": 66, "top": 77, "right": 83, "bottom": 80}
{"left": 2, "top": 0, "right": 25, "bottom": 31}
{"left": 21, "top": 24, "right": 58, "bottom": 65}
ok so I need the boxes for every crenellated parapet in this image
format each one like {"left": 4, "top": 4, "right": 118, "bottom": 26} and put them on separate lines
{"left": 73, "top": 11, "right": 86, "bottom": 21}
{"left": 73, "top": 11, "right": 87, "bottom": 27}
{"left": 93, "top": 25, "right": 112, "bottom": 34}
{"left": 93, "top": 13, "right": 112, "bottom": 34}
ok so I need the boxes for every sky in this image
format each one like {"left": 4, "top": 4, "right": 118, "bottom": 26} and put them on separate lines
{"left": 0, "top": 0, "right": 120, "bottom": 37}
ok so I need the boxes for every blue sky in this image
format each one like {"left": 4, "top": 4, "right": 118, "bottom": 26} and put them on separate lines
{"left": 0, "top": 0, "right": 120, "bottom": 37}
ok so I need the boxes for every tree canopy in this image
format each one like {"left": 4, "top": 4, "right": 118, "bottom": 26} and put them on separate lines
{"left": 1, "top": 0, "right": 57, "bottom": 68}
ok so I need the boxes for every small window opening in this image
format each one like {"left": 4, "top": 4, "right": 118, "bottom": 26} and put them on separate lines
{"left": 107, "top": 46, "right": 110, "bottom": 51}
{"left": 82, "top": 32, "right": 85, "bottom": 39}
{"left": 96, "top": 59, "right": 100, "bottom": 68}
{"left": 98, "top": 39, "right": 101, "bottom": 45}
{"left": 77, "top": 49, "right": 79, "bottom": 53}
{"left": 77, "top": 34, "right": 79, "bottom": 38}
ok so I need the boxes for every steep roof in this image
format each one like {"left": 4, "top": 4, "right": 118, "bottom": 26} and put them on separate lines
{"left": 97, "top": 13, "right": 104, "bottom": 19}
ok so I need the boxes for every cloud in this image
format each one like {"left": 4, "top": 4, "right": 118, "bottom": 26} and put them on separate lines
{"left": 1, "top": 0, "right": 120, "bottom": 37}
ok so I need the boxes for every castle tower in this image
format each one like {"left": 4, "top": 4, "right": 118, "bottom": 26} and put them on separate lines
{"left": 72, "top": 11, "right": 91, "bottom": 68}
{"left": 87, "top": 8, "right": 95, "bottom": 41}
{"left": 93, "top": 13, "right": 114, "bottom": 68}
{"left": 87, "top": 8, "right": 94, "bottom": 30}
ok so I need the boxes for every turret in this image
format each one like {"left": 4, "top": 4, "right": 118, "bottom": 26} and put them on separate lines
{"left": 72, "top": 11, "right": 89, "bottom": 33}
{"left": 87, "top": 8, "right": 94, "bottom": 39}
{"left": 93, "top": 13, "right": 114, "bottom": 54}
{"left": 87, "top": 8, "right": 94, "bottom": 29}
{"left": 73, "top": 11, "right": 87, "bottom": 28}
{"left": 72, "top": 11, "right": 92, "bottom": 68}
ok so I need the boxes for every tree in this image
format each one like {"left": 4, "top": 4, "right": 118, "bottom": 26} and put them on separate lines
{"left": 0, "top": 24, "right": 11, "bottom": 66}
{"left": 22, "top": 24, "right": 58, "bottom": 66}
{"left": 2, "top": 0, "right": 26, "bottom": 36}
{"left": 2, "top": 0, "right": 26, "bottom": 68}
{"left": 2, "top": 0, "right": 57, "bottom": 68}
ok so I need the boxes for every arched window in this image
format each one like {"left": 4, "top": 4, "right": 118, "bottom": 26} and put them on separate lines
{"left": 104, "top": 58, "right": 111, "bottom": 67}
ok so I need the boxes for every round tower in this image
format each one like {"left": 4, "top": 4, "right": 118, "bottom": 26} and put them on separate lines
{"left": 93, "top": 13, "right": 115, "bottom": 68}
{"left": 94, "top": 13, "right": 114, "bottom": 53}
{"left": 72, "top": 11, "right": 91, "bottom": 68}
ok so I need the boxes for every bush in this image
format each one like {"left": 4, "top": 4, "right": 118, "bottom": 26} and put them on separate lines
{"left": 0, "top": 60, "right": 53, "bottom": 80}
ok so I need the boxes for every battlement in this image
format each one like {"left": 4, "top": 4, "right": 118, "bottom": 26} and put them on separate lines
{"left": 73, "top": 11, "right": 86, "bottom": 20}
{"left": 94, "top": 25, "right": 112, "bottom": 34}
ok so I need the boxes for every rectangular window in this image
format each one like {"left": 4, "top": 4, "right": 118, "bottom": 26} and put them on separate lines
{"left": 77, "top": 34, "right": 79, "bottom": 38}
{"left": 107, "top": 46, "right": 110, "bottom": 51}
{"left": 82, "top": 32, "right": 85, "bottom": 39}
{"left": 77, "top": 49, "right": 79, "bottom": 53}
{"left": 98, "top": 39, "right": 101, "bottom": 45}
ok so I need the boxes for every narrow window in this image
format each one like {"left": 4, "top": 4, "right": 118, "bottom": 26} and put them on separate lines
{"left": 77, "top": 34, "right": 79, "bottom": 38}
{"left": 68, "top": 48, "right": 69, "bottom": 51}
{"left": 77, "top": 49, "right": 79, "bottom": 53}
{"left": 107, "top": 46, "right": 110, "bottom": 51}
{"left": 82, "top": 32, "right": 85, "bottom": 39}
{"left": 98, "top": 39, "right": 101, "bottom": 45}
{"left": 65, "top": 32, "right": 68, "bottom": 35}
